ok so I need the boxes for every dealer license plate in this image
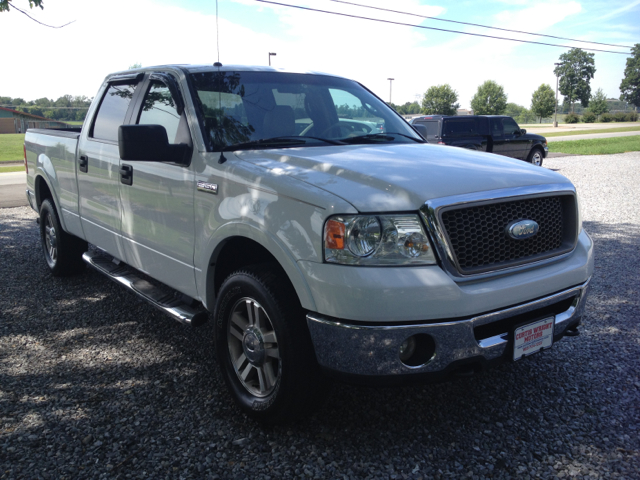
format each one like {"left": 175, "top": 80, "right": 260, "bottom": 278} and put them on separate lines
{"left": 513, "top": 317, "right": 555, "bottom": 361}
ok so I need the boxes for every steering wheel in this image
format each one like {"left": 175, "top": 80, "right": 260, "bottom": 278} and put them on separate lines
{"left": 320, "top": 122, "right": 353, "bottom": 138}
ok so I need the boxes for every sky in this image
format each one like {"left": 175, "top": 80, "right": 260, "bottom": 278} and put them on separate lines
{"left": 1, "top": 0, "right": 638, "bottom": 109}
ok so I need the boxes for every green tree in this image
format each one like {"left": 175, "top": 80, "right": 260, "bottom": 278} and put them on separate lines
{"left": 421, "top": 84, "right": 460, "bottom": 115}
{"left": 470, "top": 80, "right": 507, "bottom": 115}
{"left": 620, "top": 43, "right": 640, "bottom": 110}
{"left": 0, "top": 0, "right": 43, "bottom": 12}
{"left": 554, "top": 48, "right": 596, "bottom": 112}
{"left": 589, "top": 88, "right": 608, "bottom": 118}
{"left": 129, "top": 63, "right": 142, "bottom": 70}
{"left": 530, "top": 84, "right": 555, "bottom": 123}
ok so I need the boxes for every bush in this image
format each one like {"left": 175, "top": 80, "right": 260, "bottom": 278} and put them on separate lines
{"left": 564, "top": 113, "right": 580, "bottom": 123}
{"left": 613, "top": 112, "right": 627, "bottom": 122}
{"left": 582, "top": 111, "right": 596, "bottom": 123}
{"left": 599, "top": 113, "right": 614, "bottom": 122}
{"left": 625, "top": 112, "right": 639, "bottom": 122}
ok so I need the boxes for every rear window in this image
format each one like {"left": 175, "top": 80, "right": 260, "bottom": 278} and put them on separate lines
{"left": 414, "top": 120, "right": 439, "bottom": 137}
{"left": 443, "top": 118, "right": 479, "bottom": 136}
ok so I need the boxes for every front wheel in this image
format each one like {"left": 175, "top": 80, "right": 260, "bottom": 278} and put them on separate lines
{"left": 214, "top": 265, "right": 329, "bottom": 424}
{"left": 527, "top": 147, "right": 544, "bottom": 167}
{"left": 39, "top": 199, "right": 87, "bottom": 276}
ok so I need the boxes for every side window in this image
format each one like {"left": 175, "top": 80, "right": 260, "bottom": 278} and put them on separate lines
{"left": 138, "top": 81, "right": 181, "bottom": 142}
{"left": 491, "top": 118, "right": 503, "bottom": 137}
{"left": 502, "top": 117, "right": 520, "bottom": 136}
{"left": 91, "top": 83, "right": 137, "bottom": 142}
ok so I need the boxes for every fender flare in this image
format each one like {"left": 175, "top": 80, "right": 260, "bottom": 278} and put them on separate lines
{"left": 198, "top": 221, "right": 317, "bottom": 313}
{"left": 34, "top": 154, "right": 67, "bottom": 231}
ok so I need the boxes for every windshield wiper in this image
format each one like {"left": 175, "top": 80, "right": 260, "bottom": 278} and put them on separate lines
{"left": 223, "top": 136, "right": 344, "bottom": 151}
{"left": 340, "top": 132, "right": 425, "bottom": 144}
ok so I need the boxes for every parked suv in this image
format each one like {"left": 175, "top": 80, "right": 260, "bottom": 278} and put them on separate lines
{"left": 410, "top": 115, "right": 548, "bottom": 166}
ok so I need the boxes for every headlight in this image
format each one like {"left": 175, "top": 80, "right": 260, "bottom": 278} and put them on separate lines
{"left": 324, "top": 214, "right": 437, "bottom": 265}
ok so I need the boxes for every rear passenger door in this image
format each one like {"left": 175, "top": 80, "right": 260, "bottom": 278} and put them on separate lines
{"left": 118, "top": 74, "right": 198, "bottom": 298}
{"left": 77, "top": 75, "right": 143, "bottom": 260}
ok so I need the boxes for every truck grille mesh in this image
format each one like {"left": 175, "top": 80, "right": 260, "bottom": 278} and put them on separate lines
{"left": 441, "top": 196, "right": 568, "bottom": 274}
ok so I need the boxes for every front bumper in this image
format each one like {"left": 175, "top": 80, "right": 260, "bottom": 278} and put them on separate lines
{"left": 306, "top": 277, "right": 590, "bottom": 382}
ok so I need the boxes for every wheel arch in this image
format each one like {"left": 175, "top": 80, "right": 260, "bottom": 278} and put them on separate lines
{"left": 202, "top": 226, "right": 317, "bottom": 314}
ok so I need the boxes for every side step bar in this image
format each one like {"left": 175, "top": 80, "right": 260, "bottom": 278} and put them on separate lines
{"left": 82, "top": 250, "right": 208, "bottom": 327}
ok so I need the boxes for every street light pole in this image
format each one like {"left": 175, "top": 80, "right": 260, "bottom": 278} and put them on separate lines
{"left": 269, "top": 52, "right": 276, "bottom": 66}
{"left": 554, "top": 62, "right": 561, "bottom": 127}
{"left": 387, "top": 78, "right": 394, "bottom": 104}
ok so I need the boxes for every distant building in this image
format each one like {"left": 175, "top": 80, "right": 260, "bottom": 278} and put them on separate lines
{"left": 456, "top": 109, "right": 473, "bottom": 115}
{"left": 0, "top": 107, "right": 68, "bottom": 134}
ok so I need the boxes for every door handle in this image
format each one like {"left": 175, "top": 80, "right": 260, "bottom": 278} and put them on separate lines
{"left": 79, "top": 155, "right": 88, "bottom": 173}
{"left": 120, "top": 164, "right": 133, "bottom": 186}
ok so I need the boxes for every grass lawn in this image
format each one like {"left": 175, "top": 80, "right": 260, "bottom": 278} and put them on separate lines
{"left": 545, "top": 126, "right": 640, "bottom": 138}
{"left": 0, "top": 165, "right": 25, "bottom": 173}
{"left": 549, "top": 135, "right": 640, "bottom": 155}
{"left": 0, "top": 134, "right": 25, "bottom": 162}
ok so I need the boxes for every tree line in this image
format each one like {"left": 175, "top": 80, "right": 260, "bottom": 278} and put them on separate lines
{"left": 390, "top": 45, "right": 640, "bottom": 123}
{"left": 0, "top": 95, "right": 92, "bottom": 122}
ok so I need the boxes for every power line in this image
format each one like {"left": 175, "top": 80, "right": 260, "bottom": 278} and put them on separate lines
{"left": 255, "top": 0, "right": 631, "bottom": 55}
{"left": 328, "top": 0, "right": 634, "bottom": 50}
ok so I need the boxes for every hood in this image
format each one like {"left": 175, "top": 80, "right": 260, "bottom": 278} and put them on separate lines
{"left": 236, "top": 143, "right": 570, "bottom": 212}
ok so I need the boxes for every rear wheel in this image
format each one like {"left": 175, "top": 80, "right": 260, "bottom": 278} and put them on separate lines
{"left": 214, "top": 265, "right": 329, "bottom": 424}
{"left": 527, "top": 147, "right": 544, "bottom": 167}
{"left": 39, "top": 199, "right": 87, "bottom": 276}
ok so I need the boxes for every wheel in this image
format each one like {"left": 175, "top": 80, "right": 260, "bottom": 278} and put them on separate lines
{"left": 527, "top": 148, "right": 544, "bottom": 167}
{"left": 214, "top": 265, "right": 329, "bottom": 424}
{"left": 39, "top": 199, "right": 87, "bottom": 276}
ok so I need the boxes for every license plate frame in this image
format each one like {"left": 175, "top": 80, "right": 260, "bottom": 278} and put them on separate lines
{"left": 513, "top": 316, "right": 555, "bottom": 361}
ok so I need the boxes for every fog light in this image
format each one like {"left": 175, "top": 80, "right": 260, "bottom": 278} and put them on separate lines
{"left": 399, "top": 334, "right": 436, "bottom": 367}
{"left": 399, "top": 336, "right": 416, "bottom": 362}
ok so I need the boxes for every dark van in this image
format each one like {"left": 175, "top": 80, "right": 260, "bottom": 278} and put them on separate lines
{"left": 410, "top": 115, "right": 548, "bottom": 166}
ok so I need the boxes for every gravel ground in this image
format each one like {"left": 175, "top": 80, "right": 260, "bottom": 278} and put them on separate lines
{"left": 1, "top": 152, "right": 639, "bottom": 479}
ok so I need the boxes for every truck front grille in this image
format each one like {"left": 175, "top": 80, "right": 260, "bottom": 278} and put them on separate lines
{"left": 439, "top": 194, "right": 577, "bottom": 275}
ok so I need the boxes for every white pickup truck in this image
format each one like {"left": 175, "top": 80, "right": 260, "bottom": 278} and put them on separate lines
{"left": 25, "top": 64, "right": 593, "bottom": 423}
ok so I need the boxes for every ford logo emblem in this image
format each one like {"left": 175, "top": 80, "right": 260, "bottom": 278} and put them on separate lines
{"left": 506, "top": 219, "right": 539, "bottom": 240}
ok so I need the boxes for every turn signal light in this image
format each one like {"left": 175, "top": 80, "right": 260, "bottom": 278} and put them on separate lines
{"left": 325, "top": 219, "right": 345, "bottom": 250}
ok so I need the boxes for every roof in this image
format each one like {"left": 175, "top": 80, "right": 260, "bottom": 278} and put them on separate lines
{"left": 109, "top": 64, "right": 343, "bottom": 79}
{"left": 0, "top": 106, "right": 64, "bottom": 122}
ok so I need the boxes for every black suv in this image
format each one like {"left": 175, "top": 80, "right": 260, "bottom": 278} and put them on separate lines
{"left": 410, "top": 115, "right": 548, "bottom": 166}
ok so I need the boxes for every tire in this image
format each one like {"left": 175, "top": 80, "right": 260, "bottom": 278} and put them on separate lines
{"left": 39, "top": 199, "right": 87, "bottom": 276}
{"left": 527, "top": 147, "right": 544, "bottom": 167}
{"left": 214, "top": 265, "right": 329, "bottom": 424}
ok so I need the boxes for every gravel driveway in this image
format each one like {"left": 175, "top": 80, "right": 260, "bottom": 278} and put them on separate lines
{"left": 1, "top": 153, "right": 639, "bottom": 479}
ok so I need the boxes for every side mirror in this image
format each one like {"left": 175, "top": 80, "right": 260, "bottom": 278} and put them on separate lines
{"left": 118, "top": 124, "right": 191, "bottom": 164}
{"left": 521, "top": 128, "right": 527, "bottom": 134}
{"left": 412, "top": 124, "right": 428, "bottom": 140}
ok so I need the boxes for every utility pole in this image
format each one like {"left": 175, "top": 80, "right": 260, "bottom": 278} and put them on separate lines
{"left": 387, "top": 78, "right": 394, "bottom": 104}
{"left": 269, "top": 52, "right": 276, "bottom": 66}
{"left": 554, "top": 62, "right": 561, "bottom": 127}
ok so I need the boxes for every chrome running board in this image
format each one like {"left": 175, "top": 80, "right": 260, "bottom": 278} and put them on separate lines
{"left": 83, "top": 250, "right": 208, "bottom": 326}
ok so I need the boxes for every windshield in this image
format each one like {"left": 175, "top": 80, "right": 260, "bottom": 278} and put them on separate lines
{"left": 189, "top": 71, "right": 423, "bottom": 150}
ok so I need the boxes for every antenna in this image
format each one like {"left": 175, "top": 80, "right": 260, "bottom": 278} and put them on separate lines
{"left": 216, "top": 0, "right": 220, "bottom": 64}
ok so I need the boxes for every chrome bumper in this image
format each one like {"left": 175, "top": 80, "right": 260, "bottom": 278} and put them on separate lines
{"left": 306, "top": 278, "right": 590, "bottom": 377}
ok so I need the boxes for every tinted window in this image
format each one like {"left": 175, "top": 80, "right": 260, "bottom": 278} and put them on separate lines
{"left": 491, "top": 118, "right": 503, "bottom": 137}
{"left": 138, "top": 81, "right": 181, "bottom": 142}
{"left": 502, "top": 117, "right": 520, "bottom": 135}
{"left": 92, "top": 83, "right": 136, "bottom": 142}
{"left": 414, "top": 120, "right": 439, "bottom": 136}
{"left": 443, "top": 118, "right": 478, "bottom": 136}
